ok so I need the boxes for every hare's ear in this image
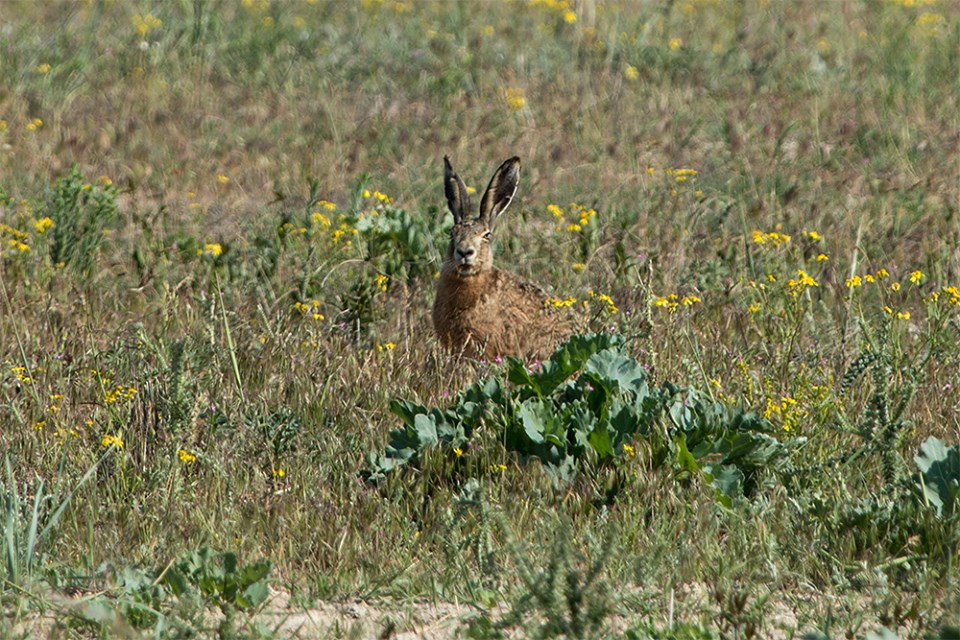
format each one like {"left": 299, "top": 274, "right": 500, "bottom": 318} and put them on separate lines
{"left": 478, "top": 156, "right": 520, "bottom": 226}
{"left": 443, "top": 156, "right": 472, "bottom": 224}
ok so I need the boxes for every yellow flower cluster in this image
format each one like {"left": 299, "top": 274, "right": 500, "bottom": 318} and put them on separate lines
{"left": 883, "top": 307, "right": 911, "bottom": 321}
{"left": 311, "top": 200, "right": 337, "bottom": 230}
{"left": 280, "top": 222, "right": 308, "bottom": 238}
{"left": 654, "top": 293, "right": 700, "bottom": 313}
{"left": 667, "top": 168, "right": 698, "bottom": 183}
{"left": 33, "top": 217, "right": 54, "bottom": 234}
{"left": 178, "top": 449, "right": 197, "bottom": 464}
{"left": 545, "top": 296, "right": 577, "bottom": 308}
{"left": 376, "top": 274, "right": 389, "bottom": 292}
{"left": 6, "top": 238, "right": 30, "bottom": 254}
{"left": 845, "top": 268, "right": 897, "bottom": 290}
{"left": 101, "top": 434, "right": 124, "bottom": 449}
{"left": 787, "top": 270, "right": 819, "bottom": 297}
{"left": 377, "top": 342, "right": 396, "bottom": 352}
{"left": 363, "top": 189, "right": 392, "bottom": 204}
{"left": 549, "top": 202, "right": 597, "bottom": 233}
{"left": 943, "top": 286, "right": 960, "bottom": 307}
{"left": 763, "top": 396, "right": 803, "bottom": 432}
{"left": 105, "top": 385, "right": 137, "bottom": 404}
{"left": 589, "top": 290, "right": 618, "bottom": 314}
{"left": 198, "top": 243, "right": 223, "bottom": 258}
{"left": 132, "top": 13, "right": 162, "bottom": 37}
{"left": 752, "top": 230, "right": 791, "bottom": 247}
{"left": 294, "top": 299, "right": 325, "bottom": 321}
{"left": 529, "top": 0, "right": 577, "bottom": 23}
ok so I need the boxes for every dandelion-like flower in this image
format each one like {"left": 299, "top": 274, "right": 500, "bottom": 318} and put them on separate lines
{"left": 101, "top": 434, "right": 124, "bottom": 449}
{"left": 199, "top": 243, "right": 222, "bottom": 258}
{"left": 33, "top": 217, "right": 54, "bottom": 234}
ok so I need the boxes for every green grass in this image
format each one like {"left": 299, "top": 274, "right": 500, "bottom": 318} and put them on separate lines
{"left": 1, "top": 0, "right": 959, "bottom": 637}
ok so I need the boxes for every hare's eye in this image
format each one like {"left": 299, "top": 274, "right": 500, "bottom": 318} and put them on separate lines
{"left": 482, "top": 231, "right": 492, "bottom": 241}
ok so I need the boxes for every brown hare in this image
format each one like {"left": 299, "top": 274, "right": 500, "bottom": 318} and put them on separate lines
{"left": 432, "top": 156, "right": 575, "bottom": 360}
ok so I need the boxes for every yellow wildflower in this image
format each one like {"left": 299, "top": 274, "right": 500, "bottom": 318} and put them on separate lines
{"left": 199, "top": 243, "right": 223, "bottom": 258}
{"left": 33, "top": 217, "right": 54, "bottom": 234}
{"left": 101, "top": 434, "right": 124, "bottom": 449}
{"left": 503, "top": 87, "right": 527, "bottom": 111}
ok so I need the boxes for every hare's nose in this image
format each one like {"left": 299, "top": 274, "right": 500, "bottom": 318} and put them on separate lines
{"left": 457, "top": 247, "right": 476, "bottom": 260}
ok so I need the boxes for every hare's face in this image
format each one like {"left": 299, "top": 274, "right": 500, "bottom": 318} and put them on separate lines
{"left": 447, "top": 220, "right": 493, "bottom": 276}
{"left": 441, "top": 156, "right": 519, "bottom": 277}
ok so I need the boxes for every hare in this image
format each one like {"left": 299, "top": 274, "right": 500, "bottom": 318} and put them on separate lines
{"left": 432, "top": 156, "right": 575, "bottom": 360}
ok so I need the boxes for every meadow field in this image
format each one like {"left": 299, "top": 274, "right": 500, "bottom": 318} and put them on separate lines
{"left": 1, "top": 0, "right": 959, "bottom": 637}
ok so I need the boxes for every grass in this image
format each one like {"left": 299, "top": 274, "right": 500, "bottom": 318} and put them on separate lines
{"left": 1, "top": 0, "right": 959, "bottom": 637}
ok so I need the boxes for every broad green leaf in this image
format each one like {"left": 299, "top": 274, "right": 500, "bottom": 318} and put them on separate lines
{"left": 583, "top": 348, "right": 648, "bottom": 396}
{"left": 519, "top": 398, "right": 551, "bottom": 444}
{"left": 414, "top": 413, "right": 439, "bottom": 446}
{"left": 587, "top": 421, "right": 615, "bottom": 459}
{"left": 675, "top": 434, "right": 699, "bottom": 478}
{"left": 915, "top": 437, "right": 960, "bottom": 518}
{"left": 389, "top": 399, "right": 429, "bottom": 427}
{"left": 705, "top": 464, "right": 744, "bottom": 501}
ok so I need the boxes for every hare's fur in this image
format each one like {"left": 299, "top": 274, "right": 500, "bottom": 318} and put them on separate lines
{"left": 432, "top": 156, "right": 574, "bottom": 360}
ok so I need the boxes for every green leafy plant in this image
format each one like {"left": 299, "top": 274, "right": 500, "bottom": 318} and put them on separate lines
{"left": 165, "top": 546, "right": 271, "bottom": 614}
{"left": 45, "top": 165, "right": 119, "bottom": 276}
{"left": 369, "top": 334, "right": 789, "bottom": 502}
{"left": 75, "top": 547, "right": 271, "bottom": 636}
{"left": 3, "top": 452, "right": 110, "bottom": 588}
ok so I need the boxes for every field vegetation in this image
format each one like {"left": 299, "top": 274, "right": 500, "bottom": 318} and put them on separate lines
{"left": 1, "top": 0, "right": 959, "bottom": 637}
